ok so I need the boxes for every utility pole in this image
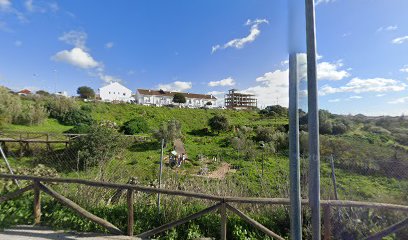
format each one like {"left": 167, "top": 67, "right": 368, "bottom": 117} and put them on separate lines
{"left": 289, "top": 53, "right": 302, "bottom": 240}
{"left": 305, "top": 0, "right": 321, "bottom": 239}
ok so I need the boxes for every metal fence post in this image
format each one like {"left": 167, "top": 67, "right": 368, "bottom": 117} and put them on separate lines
{"left": 305, "top": 0, "right": 321, "bottom": 238}
{"left": 289, "top": 53, "right": 302, "bottom": 240}
{"left": 157, "top": 139, "right": 164, "bottom": 215}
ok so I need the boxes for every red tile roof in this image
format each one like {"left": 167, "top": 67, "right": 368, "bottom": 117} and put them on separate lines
{"left": 137, "top": 89, "right": 217, "bottom": 100}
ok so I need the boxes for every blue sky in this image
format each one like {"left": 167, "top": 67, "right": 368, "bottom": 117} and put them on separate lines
{"left": 1, "top": 0, "right": 408, "bottom": 116}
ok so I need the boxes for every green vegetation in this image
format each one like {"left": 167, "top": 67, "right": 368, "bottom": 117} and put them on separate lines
{"left": 172, "top": 93, "right": 186, "bottom": 105}
{"left": 77, "top": 86, "right": 95, "bottom": 99}
{"left": 1, "top": 93, "right": 408, "bottom": 239}
{"left": 121, "top": 117, "right": 149, "bottom": 135}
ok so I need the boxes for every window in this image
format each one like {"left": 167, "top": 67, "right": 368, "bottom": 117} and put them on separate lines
{"left": 123, "top": 93, "right": 126, "bottom": 96}
{"left": 109, "top": 91, "right": 111, "bottom": 94}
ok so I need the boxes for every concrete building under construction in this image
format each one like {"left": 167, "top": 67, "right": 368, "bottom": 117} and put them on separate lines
{"left": 224, "top": 89, "right": 257, "bottom": 110}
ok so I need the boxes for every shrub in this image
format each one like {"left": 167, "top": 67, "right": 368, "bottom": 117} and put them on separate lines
{"left": 0, "top": 86, "right": 22, "bottom": 125}
{"left": 153, "top": 119, "right": 182, "bottom": 146}
{"left": 77, "top": 86, "right": 95, "bottom": 99}
{"left": 254, "top": 127, "right": 274, "bottom": 143}
{"left": 259, "top": 105, "right": 288, "bottom": 117}
{"left": 71, "top": 124, "right": 127, "bottom": 169}
{"left": 60, "top": 109, "right": 93, "bottom": 126}
{"left": 173, "top": 93, "right": 186, "bottom": 104}
{"left": 64, "top": 124, "right": 91, "bottom": 134}
{"left": 46, "top": 96, "right": 78, "bottom": 120}
{"left": 121, "top": 117, "right": 149, "bottom": 135}
{"left": 15, "top": 103, "right": 49, "bottom": 126}
{"left": 208, "top": 115, "right": 229, "bottom": 134}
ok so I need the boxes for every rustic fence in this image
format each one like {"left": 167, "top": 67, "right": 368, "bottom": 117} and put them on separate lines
{"left": 1, "top": 173, "right": 407, "bottom": 239}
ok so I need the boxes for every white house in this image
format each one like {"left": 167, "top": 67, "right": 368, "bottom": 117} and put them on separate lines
{"left": 136, "top": 89, "right": 217, "bottom": 108}
{"left": 99, "top": 82, "right": 134, "bottom": 102}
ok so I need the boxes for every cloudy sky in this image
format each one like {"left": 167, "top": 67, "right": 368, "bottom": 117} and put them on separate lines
{"left": 1, "top": 0, "right": 408, "bottom": 116}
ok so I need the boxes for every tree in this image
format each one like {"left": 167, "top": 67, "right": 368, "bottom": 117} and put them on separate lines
{"left": 153, "top": 119, "right": 182, "bottom": 146}
{"left": 36, "top": 90, "right": 51, "bottom": 96}
{"left": 173, "top": 93, "right": 186, "bottom": 105}
{"left": 208, "top": 115, "right": 229, "bottom": 134}
{"left": 121, "top": 117, "right": 149, "bottom": 135}
{"left": 77, "top": 86, "right": 95, "bottom": 99}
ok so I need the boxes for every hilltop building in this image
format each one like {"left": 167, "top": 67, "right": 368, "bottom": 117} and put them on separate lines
{"left": 99, "top": 82, "right": 134, "bottom": 102}
{"left": 136, "top": 89, "right": 217, "bottom": 108}
{"left": 224, "top": 89, "right": 257, "bottom": 110}
{"left": 17, "top": 89, "right": 32, "bottom": 96}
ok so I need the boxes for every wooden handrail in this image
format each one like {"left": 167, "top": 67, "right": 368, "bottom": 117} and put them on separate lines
{"left": 1, "top": 174, "right": 408, "bottom": 239}
{"left": 364, "top": 217, "right": 408, "bottom": 240}
{"left": 38, "top": 183, "right": 123, "bottom": 235}
{"left": 226, "top": 203, "right": 285, "bottom": 240}
{"left": 137, "top": 202, "right": 222, "bottom": 238}
{"left": 1, "top": 174, "right": 408, "bottom": 212}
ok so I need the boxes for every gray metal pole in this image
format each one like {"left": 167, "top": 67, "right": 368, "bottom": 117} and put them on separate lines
{"left": 289, "top": 53, "right": 302, "bottom": 240}
{"left": 0, "top": 145, "right": 20, "bottom": 187}
{"left": 157, "top": 139, "right": 164, "bottom": 215}
{"left": 305, "top": 0, "right": 321, "bottom": 239}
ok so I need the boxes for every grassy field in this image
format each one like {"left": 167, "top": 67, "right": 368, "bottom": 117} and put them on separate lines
{"left": 1, "top": 102, "right": 408, "bottom": 239}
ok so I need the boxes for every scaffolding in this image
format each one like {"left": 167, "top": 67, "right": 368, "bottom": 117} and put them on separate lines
{"left": 224, "top": 89, "right": 257, "bottom": 110}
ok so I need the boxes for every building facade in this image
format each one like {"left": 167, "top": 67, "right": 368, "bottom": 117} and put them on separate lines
{"left": 136, "top": 89, "right": 217, "bottom": 108}
{"left": 224, "top": 89, "right": 257, "bottom": 110}
{"left": 99, "top": 82, "right": 134, "bottom": 102}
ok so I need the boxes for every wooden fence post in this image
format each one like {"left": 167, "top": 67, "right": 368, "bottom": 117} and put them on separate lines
{"left": 220, "top": 202, "right": 227, "bottom": 240}
{"left": 127, "top": 189, "right": 134, "bottom": 236}
{"left": 323, "top": 205, "right": 331, "bottom": 240}
{"left": 33, "top": 181, "right": 41, "bottom": 224}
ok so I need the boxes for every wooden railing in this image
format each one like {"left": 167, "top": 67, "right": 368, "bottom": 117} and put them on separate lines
{"left": 1, "top": 174, "right": 408, "bottom": 239}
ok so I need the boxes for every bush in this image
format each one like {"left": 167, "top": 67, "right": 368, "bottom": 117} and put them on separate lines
{"left": 153, "top": 119, "right": 182, "bottom": 146}
{"left": 77, "top": 86, "right": 95, "bottom": 99}
{"left": 71, "top": 124, "right": 127, "bottom": 169}
{"left": 121, "top": 117, "right": 149, "bottom": 135}
{"left": 254, "top": 127, "right": 274, "bottom": 143}
{"left": 259, "top": 105, "right": 288, "bottom": 117}
{"left": 64, "top": 124, "right": 92, "bottom": 134}
{"left": 0, "top": 86, "right": 22, "bottom": 125}
{"left": 14, "top": 103, "right": 48, "bottom": 126}
{"left": 60, "top": 109, "right": 93, "bottom": 126}
{"left": 173, "top": 93, "right": 186, "bottom": 104}
{"left": 208, "top": 115, "right": 229, "bottom": 134}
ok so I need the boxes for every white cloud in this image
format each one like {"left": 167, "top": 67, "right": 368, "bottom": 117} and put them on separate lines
{"left": 98, "top": 73, "right": 122, "bottom": 83}
{"left": 377, "top": 25, "right": 398, "bottom": 32}
{"left": 212, "top": 19, "right": 268, "bottom": 53}
{"left": 328, "top": 98, "right": 341, "bottom": 103}
{"left": 25, "top": 0, "right": 46, "bottom": 13}
{"left": 240, "top": 54, "right": 350, "bottom": 107}
{"left": 376, "top": 94, "right": 386, "bottom": 97}
{"left": 105, "top": 42, "right": 114, "bottom": 49}
{"left": 58, "top": 30, "right": 88, "bottom": 50}
{"left": 14, "top": 40, "right": 22, "bottom": 47}
{"left": 320, "top": 78, "right": 406, "bottom": 95}
{"left": 392, "top": 36, "right": 408, "bottom": 44}
{"left": 388, "top": 97, "right": 408, "bottom": 104}
{"left": 0, "top": 0, "right": 11, "bottom": 11}
{"left": 207, "top": 91, "right": 224, "bottom": 96}
{"left": 52, "top": 47, "right": 100, "bottom": 69}
{"left": 349, "top": 95, "right": 362, "bottom": 99}
{"left": 157, "top": 81, "right": 192, "bottom": 92}
{"left": 244, "top": 69, "right": 290, "bottom": 107}
{"left": 400, "top": 65, "right": 408, "bottom": 73}
{"left": 316, "top": 0, "right": 335, "bottom": 6}
{"left": 208, "top": 77, "right": 235, "bottom": 87}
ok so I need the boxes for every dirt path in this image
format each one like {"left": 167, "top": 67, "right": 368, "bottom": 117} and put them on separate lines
{"left": 173, "top": 138, "right": 187, "bottom": 158}
{"left": 207, "top": 162, "right": 235, "bottom": 180}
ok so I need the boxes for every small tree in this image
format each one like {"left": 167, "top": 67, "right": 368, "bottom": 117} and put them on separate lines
{"left": 77, "top": 86, "right": 95, "bottom": 99}
{"left": 173, "top": 93, "right": 186, "bottom": 105}
{"left": 153, "top": 119, "right": 182, "bottom": 146}
{"left": 208, "top": 115, "right": 229, "bottom": 134}
{"left": 121, "top": 117, "right": 149, "bottom": 135}
{"left": 36, "top": 90, "right": 51, "bottom": 96}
